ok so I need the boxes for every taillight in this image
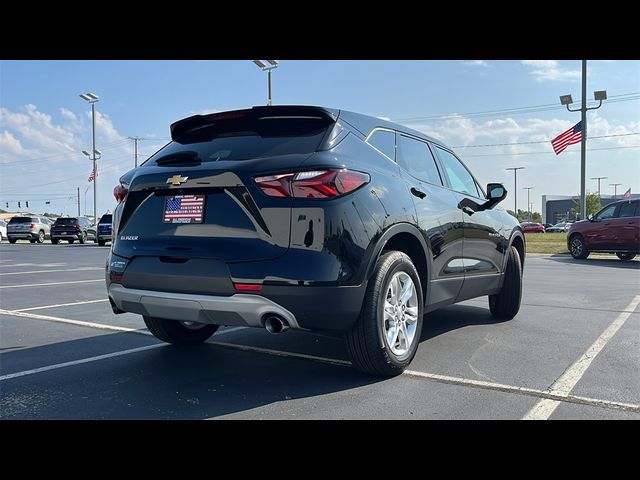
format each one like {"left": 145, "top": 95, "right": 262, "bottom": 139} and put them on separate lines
{"left": 113, "top": 184, "right": 128, "bottom": 203}
{"left": 74, "top": 224, "right": 80, "bottom": 228}
{"left": 233, "top": 283, "right": 263, "bottom": 292}
{"left": 30, "top": 223, "right": 36, "bottom": 228}
{"left": 254, "top": 169, "right": 369, "bottom": 199}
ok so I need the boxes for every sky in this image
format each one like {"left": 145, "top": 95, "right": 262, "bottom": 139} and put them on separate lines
{"left": 1, "top": 60, "right": 639, "bottom": 218}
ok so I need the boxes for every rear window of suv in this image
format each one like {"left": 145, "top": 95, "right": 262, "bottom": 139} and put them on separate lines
{"left": 9, "top": 217, "right": 36, "bottom": 224}
{"left": 146, "top": 116, "right": 330, "bottom": 165}
{"left": 99, "top": 214, "right": 112, "bottom": 223}
{"left": 54, "top": 218, "right": 79, "bottom": 225}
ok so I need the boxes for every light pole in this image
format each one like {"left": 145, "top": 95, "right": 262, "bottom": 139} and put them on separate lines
{"left": 128, "top": 136, "right": 143, "bottom": 168}
{"left": 559, "top": 61, "right": 607, "bottom": 220}
{"left": 590, "top": 176, "right": 608, "bottom": 199}
{"left": 80, "top": 93, "right": 99, "bottom": 223}
{"left": 523, "top": 187, "right": 534, "bottom": 221}
{"left": 82, "top": 148, "right": 101, "bottom": 221}
{"left": 610, "top": 183, "right": 622, "bottom": 200}
{"left": 506, "top": 167, "right": 525, "bottom": 215}
{"left": 253, "top": 60, "right": 278, "bottom": 105}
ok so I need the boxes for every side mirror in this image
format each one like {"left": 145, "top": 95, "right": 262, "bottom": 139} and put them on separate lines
{"left": 487, "top": 183, "right": 507, "bottom": 202}
{"left": 587, "top": 214, "right": 594, "bottom": 222}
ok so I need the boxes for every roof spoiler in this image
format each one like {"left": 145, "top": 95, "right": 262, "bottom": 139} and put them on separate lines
{"left": 170, "top": 105, "right": 339, "bottom": 141}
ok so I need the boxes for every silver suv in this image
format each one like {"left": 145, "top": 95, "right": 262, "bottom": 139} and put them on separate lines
{"left": 7, "top": 216, "right": 53, "bottom": 243}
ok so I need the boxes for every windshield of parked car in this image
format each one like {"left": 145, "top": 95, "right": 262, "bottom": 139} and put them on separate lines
{"left": 9, "top": 217, "right": 36, "bottom": 224}
{"left": 54, "top": 218, "right": 79, "bottom": 225}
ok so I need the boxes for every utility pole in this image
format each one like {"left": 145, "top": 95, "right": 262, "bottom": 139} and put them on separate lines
{"left": 128, "top": 136, "right": 142, "bottom": 168}
{"left": 523, "top": 187, "right": 534, "bottom": 221}
{"left": 77, "top": 187, "right": 80, "bottom": 216}
{"left": 610, "top": 183, "right": 622, "bottom": 200}
{"left": 590, "top": 176, "right": 608, "bottom": 199}
{"left": 506, "top": 167, "right": 525, "bottom": 215}
{"left": 80, "top": 93, "right": 100, "bottom": 224}
{"left": 560, "top": 61, "right": 607, "bottom": 220}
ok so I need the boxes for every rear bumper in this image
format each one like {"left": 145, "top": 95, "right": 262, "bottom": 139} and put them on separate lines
{"left": 98, "top": 234, "right": 112, "bottom": 241}
{"left": 107, "top": 281, "right": 367, "bottom": 332}
{"left": 108, "top": 283, "right": 301, "bottom": 329}
{"left": 7, "top": 232, "right": 38, "bottom": 239}
{"left": 52, "top": 234, "right": 81, "bottom": 239}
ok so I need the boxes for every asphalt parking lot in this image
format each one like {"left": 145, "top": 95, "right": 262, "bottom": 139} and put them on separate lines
{"left": 1, "top": 242, "right": 638, "bottom": 419}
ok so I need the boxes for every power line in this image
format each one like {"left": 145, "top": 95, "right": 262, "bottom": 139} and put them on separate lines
{"left": 462, "top": 145, "right": 640, "bottom": 157}
{"left": 392, "top": 92, "right": 640, "bottom": 123}
{"left": 452, "top": 132, "right": 640, "bottom": 148}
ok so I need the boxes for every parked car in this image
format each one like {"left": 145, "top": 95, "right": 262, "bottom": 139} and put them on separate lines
{"left": 543, "top": 223, "right": 554, "bottom": 230}
{"left": 106, "top": 105, "right": 525, "bottom": 377}
{"left": 568, "top": 199, "right": 640, "bottom": 261}
{"left": 50, "top": 216, "right": 95, "bottom": 244}
{"left": 96, "top": 213, "right": 112, "bottom": 246}
{"left": 0, "top": 220, "right": 7, "bottom": 242}
{"left": 6, "top": 215, "right": 52, "bottom": 243}
{"left": 546, "top": 222, "right": 572, "bottom": 233}
{"left": 520, "top": 222, "right": 545, "bottom": 233}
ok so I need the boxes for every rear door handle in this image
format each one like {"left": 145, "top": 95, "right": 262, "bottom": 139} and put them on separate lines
{"left": 410, "top": 187, "right": 426, "bottom": 199}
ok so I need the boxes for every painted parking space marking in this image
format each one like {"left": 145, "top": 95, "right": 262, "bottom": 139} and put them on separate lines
{"left": 14, "top": 299, "right": 109, "bottom": 312}
{"left": 1, "top": 308, "right": 638, "bottom": 416}
{"left": 523, "top": 294, "right": 640, "bottom": 420}
{"left": 0, "top": 279, "right": 103, "bottom": 289}
{"left": 0, "top": 267, "right": 103, "bottom": 276}
{"left": 0, "top": 344, "right": 165, "bottom": 381}
{"left": 0, "top": 263, "right": 67, "bottom": 268}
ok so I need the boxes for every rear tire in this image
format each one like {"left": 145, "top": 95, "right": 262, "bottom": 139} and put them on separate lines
{"left": 98, "top": 239, "right": 106, "bottom": 246}
{"left": 68, "top": 239, "right": 74, "bottom": 244}
{"left": 51, "top": 238, "right": 59, "bottom": 244}
{"left": 569, "top": 234, "right": 589, "bottom": 259}
{"left": 617, "top": 253, "right": 636, "bottom": 261}
{"left": 79, "top": 232, "right": 86, "bottom": 244}
{"left": 345, "top": 251, "right": 424, "bottom": 377}
{"left": 29, "top": 239, "right": 36, "bottom": 243}
{"left": 143, "top": 316, "right": 219, "bottom": 345}
{"left": 489, "top": 246, "right": 522, "bottom": 320}
{"left": 9, "top": 238, "right": 16, "bottom": 244}
{"left": 37, "top": 230, "right": 45, "bottom": 243}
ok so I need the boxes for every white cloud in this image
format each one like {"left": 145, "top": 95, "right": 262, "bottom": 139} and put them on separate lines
{"left": 60, "top": 108, "right": 77, "bottom": 122}
{"left": 0, "top": 131, "right": 25, "bottom": 155}
{"left": 520, "top": 60, "right": 580, "bottom": 82}
{"left": 463, "top": 60, "right": 489, "bottom": 67}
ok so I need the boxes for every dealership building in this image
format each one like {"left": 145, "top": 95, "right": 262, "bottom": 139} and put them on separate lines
{"left": 542, "top": 193, "right": 640, "bottom": 224}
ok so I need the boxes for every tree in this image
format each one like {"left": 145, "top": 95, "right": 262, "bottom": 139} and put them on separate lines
{"left": 571, "top": 193, "right": 601, "bottom": 219}
{"left": 507, "top": 209, "right": 542, "bottom": 223}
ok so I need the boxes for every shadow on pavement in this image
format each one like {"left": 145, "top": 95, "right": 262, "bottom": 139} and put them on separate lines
{"left": 421, "top": 304, "right": 508, "bottom": 342}
{"left": 547, "top": 254, "right": 639, "bottom": 269}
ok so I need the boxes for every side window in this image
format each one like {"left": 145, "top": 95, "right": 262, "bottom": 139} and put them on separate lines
{"left": 367, "top": 130, "right": 395, "bottom": 161}
{"left": 596, "top": 204, "right": 617, "bottom": 220}
{"left": 434, "top": 146, "right": 480, "bottom": 197}
{"left": 396, "top": 134, "right": 443, "bottom": 185}
{"left": 616, "top": 202, "right": 636, "bottom": 218}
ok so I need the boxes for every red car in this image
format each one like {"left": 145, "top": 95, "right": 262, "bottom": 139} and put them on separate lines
{"left": 520, "top": 222, "right": 545, "bottom": 233}
{"left": 567, "top": 199, "right": 640, "bottom": 261}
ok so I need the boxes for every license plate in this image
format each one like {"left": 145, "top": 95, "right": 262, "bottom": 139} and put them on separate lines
{"left": 163, "top": 195, "right": 205, "bottom": 224}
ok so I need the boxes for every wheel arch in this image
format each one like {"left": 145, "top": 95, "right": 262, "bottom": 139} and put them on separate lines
{"left": 509, "top": 231, "right": 526, "bottom": 270}
{"left": 365, "top": 223, "right": 432, "bottom": 300}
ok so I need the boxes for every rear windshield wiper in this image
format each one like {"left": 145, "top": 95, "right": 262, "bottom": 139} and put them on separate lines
{"left": 155, "top": 151, "right": 201, "bottom": 166}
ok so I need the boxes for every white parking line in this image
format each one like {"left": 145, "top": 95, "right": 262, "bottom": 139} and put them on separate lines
{"left": 0, "top": 263, "right": 67, "bottom": 268}
{"left": 1, "top": 308, "right": 638, "bottom": 416}
{"left": 14, "top": 299, "right": 109, "bottom": 312}
{"left": 0, "top": 344, "right": 165, "bottom": 381}
{"left": 0, "top": 267, "right": 103, "bottom": 276}
{"left": 523, "top": 294, "right": 640, "bottom": 420}
{"left": 0, "top": 279, "right": 103, "bottom": 289}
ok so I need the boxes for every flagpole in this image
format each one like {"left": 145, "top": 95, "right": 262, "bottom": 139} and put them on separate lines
{"left": 579, "top": 60, "right": 587, "bottom": 220}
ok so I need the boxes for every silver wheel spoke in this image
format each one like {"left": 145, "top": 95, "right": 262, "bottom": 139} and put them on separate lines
{"left": 400, "top": 277, "right": 414, "bottom": 304}
{"left": 405, "top": 306, "right": 418, "bottom": 324}
{"left": 387, "top": 324, "right": 400, "bottom": 348}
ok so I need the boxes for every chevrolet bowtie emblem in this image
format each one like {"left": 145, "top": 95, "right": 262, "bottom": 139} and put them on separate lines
{"left": 166, "top": 175, "right": 188, "bottom": 186}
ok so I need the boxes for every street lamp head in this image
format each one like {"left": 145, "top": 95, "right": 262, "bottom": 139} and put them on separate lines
{"left": 559, "top": 94, "right": 573, "bottom": 106}
{"left": 82, "top": 150, "right": 91, "bottom": 157}
{"left": 253, "top": 60, "right": 266, "bottom": 68}
{"left": 79, "top": 92, "right": 99, "bottom": 102}
{"left": 266, "top": 60, "right": 278, "bottom": 66}
{"left": 94, "top": 149, "right": 102, "bottom": 156}
{"left": 594, "top": 90, "right": 607, "bottom": 101}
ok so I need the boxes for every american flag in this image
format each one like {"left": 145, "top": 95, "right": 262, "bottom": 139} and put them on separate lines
{"left": 551, "top": 121, "right": 582, "bottom": 155}
{"left": 163, "top": 195, "right": 205, "bottom": 223}
{"left": 88, "top": 168, "right": 98, "bottom": 182}
{"left": 623, "top": 188, "right": 631, "bottom": 198}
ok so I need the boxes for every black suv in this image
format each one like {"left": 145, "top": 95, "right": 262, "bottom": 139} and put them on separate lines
{"left": 51, "top": 216, "right": 93, "bottom": 244}
{"left": 107, "top": 106, "right": 525, "bottom": 376}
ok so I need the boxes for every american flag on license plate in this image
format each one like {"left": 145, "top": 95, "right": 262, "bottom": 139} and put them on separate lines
{"left": 163, "top": 195, "right": 205, "bottom": 223}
